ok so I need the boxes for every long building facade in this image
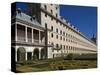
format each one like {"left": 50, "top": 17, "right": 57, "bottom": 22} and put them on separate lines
{"left": 11, "top": 2, "right": 97, "bottom": 62}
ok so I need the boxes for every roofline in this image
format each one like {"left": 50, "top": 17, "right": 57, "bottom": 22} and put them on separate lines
{"left": 12, "top": 17, "right": 45, "bottom": 31}
{"left": 40, "top": 7, "right": 96, "bottom": 45}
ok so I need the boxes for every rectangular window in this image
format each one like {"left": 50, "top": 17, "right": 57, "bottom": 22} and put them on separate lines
{"left": 66, "top": 33, "right": 68, "bottom": 37}
{"left": 60, "top": 30, "right": 62, "bottom": 35}
{"left": 60, "top": 45, "right": 62, "bottom": 49}
{"left": 63, "top": 32, "right": 65, "bottom": 36}
{"left": 56, "top": 35, "right": 58, "bottom": 39}
{"left": 44, "top": 5, "right": 47, "bottom": 10}
{"left": 56, "top": 44, "right": 59, "bottom": 48}
{"left": 56, "top": 13, "right": 58, "bottom": 17}
{"left": 51, "top": 26, "right": 53, "bottom": 31}
{"left": 64, "top": 45, "right": 65, "bottom": 49}
{"left": 56, "top": 20, "right": 58, "bottom": 23}
{"left": 45, "top": 23, "right": 47, "bottom": 28}
{"left": 63, "top": 38, "right": 65, "bottom": 41}
{"left": 51, "top": 17, "right": 53, "bottom": 20}
{"left": 66, "top": 39, "right": 67, "bottom": 41}
{"left": 56, "top": 28, "right": 58, "bottom": 33}
{"left": 51, "top": 9, "right": 53, "bottom": 14}
{"left": 51, "top": 33, "right": 53, "bottom": 38}
{"left": 60, "top": 36, "right": 62, "bottom": 40}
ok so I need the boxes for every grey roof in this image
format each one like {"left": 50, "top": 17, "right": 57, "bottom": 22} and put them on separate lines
{"left": 16, "top": 11, "right": 41, "bottom": 26}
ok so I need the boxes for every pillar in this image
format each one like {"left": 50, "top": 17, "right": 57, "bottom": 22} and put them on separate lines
{"left": 26, "top": 52, "right": 27, "bottom": 61}
{"left": 25, "top": 26, "right": 28, "bottom": 42}
{"left": 39, "top": 31, "right": 41, "bottom": 44}
{"left": 32, "top": 28, "right": 34, "bottom": 43}
{"left": 15, "top": 24, "right": 17, "bottom": 41}
{"left": 39, "top": 49, "right": 41, "bottom": 59}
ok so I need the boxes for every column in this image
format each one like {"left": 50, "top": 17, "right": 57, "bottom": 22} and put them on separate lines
{"left": 39, "top": 31, "right": 41, "bottom": 44}
{"left": 39, "top": 49, "right": 41, "bottom": 59}
{"left": 25, "top": 26, "right": 28, "bottom": 42}
{"left": 32, "top": 28, "right": 34, "bottom": 43}
{"left": 15, "top": 24, "right": 17, "bottom": 41}
{"left": 26, "top": 52, "right": 27, "bottom": 61}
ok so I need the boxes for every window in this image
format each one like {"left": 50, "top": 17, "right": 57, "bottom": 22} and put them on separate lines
{"left": 63, "top": 32, "right": 65, "bottom": 36}
{"left": 66, "top": 39, "right": 67, "bottom": 41}
{"left": 66, "top": 33, "right": 68, "bottom": 37}
{"left": 51, "top": 26, "right": 53, "bottom": 31}
{"left": 69, "top": 40, "right": 70, "bottom": 42}
{"left": 71, "top": 40, "right": 72, "bottom": 42}
{"left": 69, "top": 34, "right": 70, "bottom": 37}
{"left": 71, "top": 47, "right": 72, "bottom": 50}
{"left": 51, "top": 33, "right": 53, "bottom": 38}
{"left": 60, "top": 30, "right": 62, "bottom": 35}
{"left": 60, "top": 36, "right": 62, "bottom": 40}
{"left": 45, "top": 23, "right": 47, "bottom": 28}
{"left": 56, "top": 20, "right": 58, "bottom": 23}
{"left": 56, "top": 35, "right": 58, "bottom": 39}
{"left": 66, "top": 46, "right": 68, "bottom": 50}
{"left": 63, "top": 38, "right": 65, "bottom": 41}
{"left": 69, "top": 46, "right": 70, "bottom": 50}
{"left": 51, "top": 9, "right": 53, "bottom": 14}
{"left": 56, "top": 44, "right": 59, "bottom": 48}
{"left": 56, "top": 28, "right": 58, "bottom": 33}
{"left": 64, "top": 45, "right": 65, "bottom": 49}
{"left": 56, "top": 7, "right": 58, "bottom": 10}
{"left": 60, "top": 45, "right": 62, "bottom": 49}
{"left": 51, "top": 17, "right": 53, "bottom": 20}
{"left": 44, "top": 5, "right": 47, "bottom": 10}
{"left": 56, "top": 13, "right": 58, "bottom": 17}
{"left": 51, "top": 42, "right": 54, "bottom": 52}
{"left": 45, "top": 13, "right": 47, "bottom": 17}
{"left": 51, "top": 42, "right": 54, "bottom": 46}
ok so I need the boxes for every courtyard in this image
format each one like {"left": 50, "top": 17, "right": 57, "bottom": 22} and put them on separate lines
{"left": 16, "top": 58, "right": 97, "bottom": 72}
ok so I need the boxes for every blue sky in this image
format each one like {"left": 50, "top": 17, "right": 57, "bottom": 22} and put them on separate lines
{"left": 16, "top": 2, "right": 97, "bottom": 38}
{"left": 60, "top": 5, "right": 97, "bottom": 38}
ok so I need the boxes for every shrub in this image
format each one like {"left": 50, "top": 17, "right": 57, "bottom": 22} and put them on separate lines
{"left": 66, "top": 53, "right": 74, "bottom": 60}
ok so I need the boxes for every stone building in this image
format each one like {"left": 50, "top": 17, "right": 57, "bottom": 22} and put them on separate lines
{"left": 11, "top": 2, "right": 97, "bottom": 62}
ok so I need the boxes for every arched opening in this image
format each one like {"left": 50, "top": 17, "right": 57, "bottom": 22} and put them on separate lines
{"left": 17, "top": 47, "right": 26, "bottom": 62}
{"left": 33, "top": 48, "right": 39, "bottom": 60}
{"left": 41, "top": 48, "right": 46, "bottom": 59}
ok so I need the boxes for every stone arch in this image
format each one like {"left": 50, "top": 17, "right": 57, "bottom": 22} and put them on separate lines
{"left": 41, "top": 48, "right": 46, "bottom": 59}
{"left": 17, "top": 47, "right": 26, "bottom": 62}
{"left": 33, "top": 48, "right": 39, "bottom": 60}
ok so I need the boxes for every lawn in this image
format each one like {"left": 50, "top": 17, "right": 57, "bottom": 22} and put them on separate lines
{"left": 16, "top": 58, "right": 97, "bottom": 72}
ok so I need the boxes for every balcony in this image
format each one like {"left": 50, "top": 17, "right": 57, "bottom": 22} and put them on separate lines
{"left": 13, "top": 24, "right": 45, "bottom": 46}
{"left": 17, "top": 36, "right": 26, "bottom": 42}
{"left": 16, "top": 36, "right": 45, "bottom": 45}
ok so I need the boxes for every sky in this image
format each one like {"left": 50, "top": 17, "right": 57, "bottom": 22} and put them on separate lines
{"left": 15, "top": 2, "right": 97, "bottom": 38}
{"left": 60, "top": 5, "right": 97, "bottom": 38}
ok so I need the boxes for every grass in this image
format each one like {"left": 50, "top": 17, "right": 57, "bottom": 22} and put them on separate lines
{"left": 16, "top": 59, "right": 97, "bottom": 72}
